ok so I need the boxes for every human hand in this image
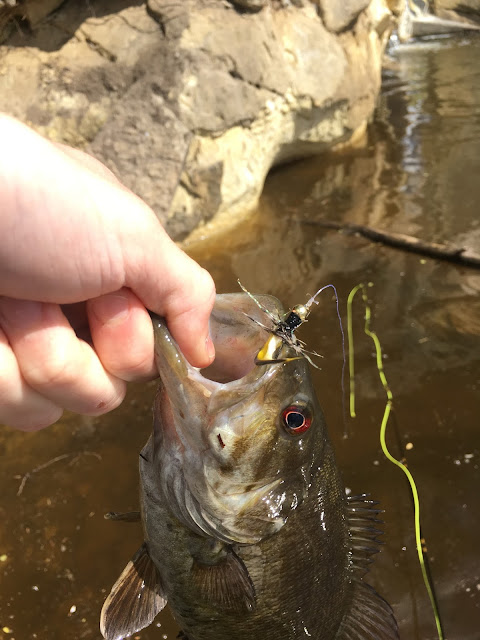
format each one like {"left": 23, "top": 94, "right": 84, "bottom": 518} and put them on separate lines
{"left": 0, "top": 114, "right": 215, "bottom": 431}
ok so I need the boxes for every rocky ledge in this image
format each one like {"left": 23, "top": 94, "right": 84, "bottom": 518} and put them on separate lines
{"left": 433, "top": 1, "right": 480, "bottom": 25}
{"left": 0, "top": 0, "right": 397, "bottom": 239}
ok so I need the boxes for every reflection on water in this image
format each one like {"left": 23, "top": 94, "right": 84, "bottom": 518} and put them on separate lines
{"left": 1, "top": 35, "right": 480, "bottom": 640}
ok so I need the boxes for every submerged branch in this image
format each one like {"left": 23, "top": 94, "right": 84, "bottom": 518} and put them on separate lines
{"left": 299, "top": 219, "right": 480, "bottom": 269}
{"left": 16, "top": 451, "right": 102, "bottom": 496}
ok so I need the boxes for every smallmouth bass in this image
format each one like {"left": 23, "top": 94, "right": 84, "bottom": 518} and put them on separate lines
{"left": 100, "top": 293, "right": 398, "bottom": 640}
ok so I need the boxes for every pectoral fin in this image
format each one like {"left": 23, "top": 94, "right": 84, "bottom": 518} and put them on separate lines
{"left": 100, "top": 543, "right": 167, "bottom": 640}
{"left": 191, "top": 548, "right": 256, "bottom": 613}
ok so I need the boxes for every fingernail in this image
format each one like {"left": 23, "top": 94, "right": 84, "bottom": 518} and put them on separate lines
{"left": 90, "top": 293, "right": 130, "bottom": 327}
{"left": 205, "top": 333, "right": 215, "bottom": 362}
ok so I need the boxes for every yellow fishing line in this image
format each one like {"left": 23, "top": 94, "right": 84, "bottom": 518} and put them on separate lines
{"left": 347, "top": 286, "right": 358, "bottom": 419}
{"left": 347, "top": 283, "right": 444, "bottom": 640}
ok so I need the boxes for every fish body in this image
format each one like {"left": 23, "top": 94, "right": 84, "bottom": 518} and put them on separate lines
{"left": 101, "top": 294, "right": 398, "bottom": 640}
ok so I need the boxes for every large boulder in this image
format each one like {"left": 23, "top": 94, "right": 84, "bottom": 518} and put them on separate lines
{"left": 0, "top": 0, "right": 395, "bottom": 239}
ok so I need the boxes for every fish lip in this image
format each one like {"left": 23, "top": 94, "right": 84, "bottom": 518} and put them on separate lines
{"left": 152, "top": 312, "right": 280, "bottom": 440}
{"left": 152, "top": 311, "right": 263, "bottom": 388}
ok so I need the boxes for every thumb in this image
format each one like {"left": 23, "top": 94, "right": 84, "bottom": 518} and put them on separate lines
{"left": 156, "top": 249, "right": 216, "bottom": 369}
{"left": 120, "top": 211, "right": 216, "bottom": 368}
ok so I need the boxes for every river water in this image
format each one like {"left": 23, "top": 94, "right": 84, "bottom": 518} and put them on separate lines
{"left": 1, "top": 34, "right": 479, "bottom": 640}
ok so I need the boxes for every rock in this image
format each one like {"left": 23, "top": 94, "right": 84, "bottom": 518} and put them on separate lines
{"left": 397, "top": 0, "right": 480, "bottom": 40}
{"left": 314, "top": 0, "right": 370, "bottom": 32}
{"left": 433, "top": 0, "right": 480, "bottom": 25}
{"left": 434, "top": 0, "right": 480, "bottom": 12}
{"left": 0, "top": 0, "right": 65, "bottom": 42}
{"left": 229, "top": 0, "right": 267, "bottom": 12}
{"left": 409, "top": 13, "right": 480, "bottom": 38}
{"left": 23, "top": 0, "right": 66, "bottom": 25}
{"left": 0, "top": 0, "right": 395, "bottom": 240}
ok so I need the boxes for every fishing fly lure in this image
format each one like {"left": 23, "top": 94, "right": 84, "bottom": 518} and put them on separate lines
{"left": 237, "top": 280, "right": 343, "bottom": 368}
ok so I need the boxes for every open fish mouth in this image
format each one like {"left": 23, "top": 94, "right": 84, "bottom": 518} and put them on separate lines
{"left": 151, "top": 294, "right": 292, "bottom": 448}
{"left": 150, "top": 294, "right": 307, "bottom": 544}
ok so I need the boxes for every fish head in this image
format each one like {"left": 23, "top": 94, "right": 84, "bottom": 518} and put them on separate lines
{"left": 150, "top": 294, "right": 327, "bottom": 545}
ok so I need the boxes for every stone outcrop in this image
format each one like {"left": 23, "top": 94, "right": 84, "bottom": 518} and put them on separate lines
{"left": 433, "top": 0, "right": 480, "bottom": 24}
{"left": 434, "top": 0, "right": 480, "bottom": 13}
{"left": 0, "top": 0, "right": 395, "bottom": 239}
{"left": 313, "top": 0, "right": 371, "bottom": 32}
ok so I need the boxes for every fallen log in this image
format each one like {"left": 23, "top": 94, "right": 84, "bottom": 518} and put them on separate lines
{"left": 298, "top": 219, "right": 480, "bottom": 269}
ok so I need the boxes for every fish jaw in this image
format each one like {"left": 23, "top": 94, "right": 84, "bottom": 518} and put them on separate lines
{"left": 151, "top": 311, "right": 287, "bottom": 543}
{"left": 151, "top": 314, "right": 216, "bottom": 452}
{"left": 150, "top": 295, "right": 324, "bottom": 545}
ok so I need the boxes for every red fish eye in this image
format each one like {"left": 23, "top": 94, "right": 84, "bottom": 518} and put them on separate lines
{"left": 282, "top": 405, "right": 312, "bottom": 435}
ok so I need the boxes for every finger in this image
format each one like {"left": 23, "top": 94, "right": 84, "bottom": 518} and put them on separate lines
{"left": 87, "top": 288, "right": 156, "bottom": 382}
{"left": 0, "top": 297, "right": 126, "bottom": 416}
{"left": 123, "top": 235, "right": 216, "bottom": 369}
{"left": 0, "top": 326, "right": 63, "bottom": 431}
{"left": 0, "top": 115, "right": 132, "bottom": 303}
{"left": 0, "top": 114, "right": 215, "bottom": 368}
{"left": 164, "top": 262, "right": 216, "bottom": 368}
{"left": 54, "top": 143, "right": 122, "bottom": 185}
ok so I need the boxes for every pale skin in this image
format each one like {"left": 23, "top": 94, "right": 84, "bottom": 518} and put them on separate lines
{"left": 0, "top": 114, "right": 216, "bottom": 431}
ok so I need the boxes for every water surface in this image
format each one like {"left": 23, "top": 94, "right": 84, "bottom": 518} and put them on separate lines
{"left": 1, "top": 34, "right": 479, "bottom": 640}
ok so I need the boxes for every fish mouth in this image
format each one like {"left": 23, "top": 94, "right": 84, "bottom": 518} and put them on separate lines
{"left": 150, "top": 294, "right": 301, "bottom": 543}
{"left": 151, "top": 313, "right": 265, "bottom": 452}
{"left": 151, "top": 294, "right": 294, "bottom": 448}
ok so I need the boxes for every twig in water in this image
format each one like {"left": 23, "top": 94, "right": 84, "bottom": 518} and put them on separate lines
{"left": 16, "top": 451, "right": 102, "bottom": 496}
{"left": 298, "top": 219, "right": 480, "bottom": 269}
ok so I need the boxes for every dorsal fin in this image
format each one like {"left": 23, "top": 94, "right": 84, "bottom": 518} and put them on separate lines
{"left": 191, "top": 547, "right": 256, "bottom": 613}
{"left": 336, "top": 579, "right": 399, "bottom": 640}
{"left": 100, "top": 543, "right": 167, "bottom": 640}
{"left": 338, "top": 494, "right": 399, "bottom": 639}
{"left": 347, "top": 494, "right": 385, "bottom": 577}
